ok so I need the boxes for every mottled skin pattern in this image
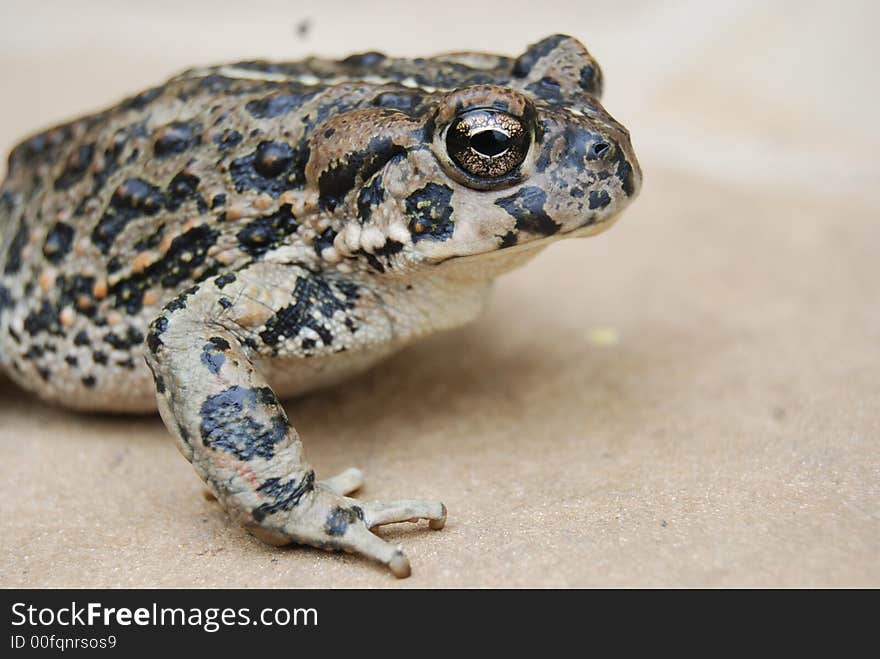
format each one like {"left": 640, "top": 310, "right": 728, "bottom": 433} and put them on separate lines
{"left": 0, "top": 35, "right": 640, "bottom": 577}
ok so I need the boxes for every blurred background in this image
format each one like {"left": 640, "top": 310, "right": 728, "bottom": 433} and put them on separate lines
{"left": 2, "top": 0, "right": 876, "bottom": 205}
{"left": 0, "top": 1, "right": 877, "bottom": 586}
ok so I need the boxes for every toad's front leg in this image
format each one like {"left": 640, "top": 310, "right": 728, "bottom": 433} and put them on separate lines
{"left": 143, "top": 263, "right": 445, "bottom": 577}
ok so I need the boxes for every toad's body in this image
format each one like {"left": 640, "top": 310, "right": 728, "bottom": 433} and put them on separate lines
{"left": 0, "top": 35, "right": 640, "bottom": 576}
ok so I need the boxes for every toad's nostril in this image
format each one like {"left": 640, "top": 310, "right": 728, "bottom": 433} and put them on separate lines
{"left": 591, "top": 141, "right": 610, "bottom": 158}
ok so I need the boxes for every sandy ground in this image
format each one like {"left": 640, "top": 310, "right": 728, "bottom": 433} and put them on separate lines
{"left": 0, "top": 0, "right": 877, "bottom": 587}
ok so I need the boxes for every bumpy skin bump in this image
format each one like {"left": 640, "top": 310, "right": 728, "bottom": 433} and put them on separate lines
{"left": 0, "top": 35, "right": 641, "bottom": 576}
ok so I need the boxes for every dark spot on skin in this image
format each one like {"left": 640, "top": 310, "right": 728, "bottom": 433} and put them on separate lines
{"left": 117, "top": 357, "right": 136, "bottom": 370}
{"left": 86, "top": 121, "right": 148, "bottom": 199}
{"left": 49, "top": 284, "right": 82, "bottom": 321}
{"left": 371, "top": 90, "right": 423, "bottom": 115}
{"left": 81, "top": 375, "right": 96, "bottom": 388}
{"left": 109, "top": 225, "right": 218, "bottom": 314}
{"left": 23, "top": 301, "right": 61, "bottom": 337}
{"left": 525, "top": 77, "right": 563, "bottom": 103}
{"left": 512, "top": 34, "right": 568, "bottom": 78}
{"left": 341, "top": 51, "right": 386, "bottom": 67}
{"left": 245, "top": 91, "right": 312, "bottom": 119}
{"left": 579, "top": 64, "right": 602, "bottom": 96}
{"left": 0, "top": 191, "right": 13, "bottom": 215}
{"left": 64, "top": 355, "right": 78, "bottom": 367}
{"left": 254, "top": 142, "right": 293, "bottom": 177}
{"left": 358, "top": 252, "right": 385, "bottom": 273}
{"left": 92, "top": 178, "right": 165, "bottom": 254}
{"left": 229, "top": 60, "right": 305, "bottom": 76}
{"left": 214, "top": 129, "right": 242, "bottom": 151}
{"left": 106, "top": 282, "right": 148, "bottom": 317}
{"left": 356, "top": 174, "right": 386, "bottom": 223}
{"left": 499, "top": 231, "right": 518, "bottom": 248}
{"left": 103, "top": 326, "right": 144, "bottom": 351}
{"left": 153, "top": 121, "right": 201, "bottom": 158}
{"left": 588, "top": 190, "right": 611, "bottom": 209}
{"left": 4, "top": 219, "right": 29, "bottom": 275}
{"left": 8, "top": 124, "right": 76, "bottom": 173}
{"left": 165, "top": 299, "right": 186, "bottom": 313}
{"left": 147, "top": 316, "right": 168, "bottom": 353}
{"left": 215, "top": 272, "right": 236, "bottom": 289}
{"left": 164, "top": 285, "right": 199, "bottom": 314}
{"left": 557, "top": 127, "right": 601, "bottom": 173}
{"left": 154, "top": 373, "right": 166, "bottom": 394}
{"left": 181, "top": 74, "right": 233, "bottom": 97}
{"left": 199, "top": 385, "right": 288, "bottom": 461}
{"left": 123, "top": 86, "right": 162, "bottom": 110}
{"left": 200, "top": 337, "right": 229, "bottom": 374}
{"left": 74, "top": 330, "right": 90, "bottom": 346}
{"left": 318, "top": 136, "right": 406, "bottom": 212}
{"left": 313, "top": 227, "right": 337, "bottom": 257}
{"left": 218, "top": 297, "right": 233, "bottom": 309}
{"left": 25, "top": 345, "right": 44, "bottom": 360}
{"left": 178, "top": 424, "right": 191, "bottom": 443}
{"left": 495, "top": 186, "right": 561, "bottom": 235}
{"left": 406, "top": 182, "right": 455, "bottom": 242}
{"left": 260, "top": 273, "right": 358, "bottom": 349}
{"left": 166, "top": 170, "right": 204, "bottom": 212}
{"left": 534, "top": 142, "right": 553, "bottom": 174}
{"left": 0, "top": 285, "right": 12, "bottom": 319}
{"left": 252, "top": 471, "right": 316, "bottom": 522}
{"left": 211, "top": 193, "right": 226, "bottom": 209}
{"left": 54, "top": 143, "right": 94, "bottom": 190}
{"left": 229, "top": 140, "right": 309, "bottom": 197}
{"left": 236, "top": 204, "right": 298, "bottom": 256}
{"left": 107, "top": 257, "right": 123, "bottom": 274}
{"left": 36, "top": 366, "right": 51, "bottom": 382}
{"left": 92, "top": 350, "right": 108, "bottom": 365}
{"left": 39, "top": 222, "right": 75, "bottom": 263}
{"left": 422, "top": 113, "right": 436, "bottom": 143}
{"left": 374, "top": 240, "right": 403, "bottom": 256}
{"left": 208, "top": 336, "right": 230, "bottom": 351}
{"left": 612, "top": 150, "right": 636, "bottom": 197}
{"left": 324, "top": 506, "right": 361, "bottom": 536}
{"left": 298, "top": 95, "right": 354, "bottom": 134}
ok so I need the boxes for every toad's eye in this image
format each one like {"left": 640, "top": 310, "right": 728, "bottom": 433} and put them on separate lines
{"left": 445, "top": 109, "right": 530, "bottom": 180}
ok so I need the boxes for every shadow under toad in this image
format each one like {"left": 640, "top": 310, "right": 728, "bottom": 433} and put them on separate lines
{"left": 0, "top": 305, "right": 702, "bottom": 451}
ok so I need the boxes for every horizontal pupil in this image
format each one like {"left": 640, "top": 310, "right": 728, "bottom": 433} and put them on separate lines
{"left": 470, "top": 130, "right": 510, "bottom": 157}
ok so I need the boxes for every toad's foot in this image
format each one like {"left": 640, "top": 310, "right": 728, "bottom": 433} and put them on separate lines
{"left": 254, "top": 470, "right": 446, "bottom": 578}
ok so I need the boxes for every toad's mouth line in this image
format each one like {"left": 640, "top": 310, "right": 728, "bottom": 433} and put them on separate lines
{"left": 426, "top": 208, "right": 625, "bottom": 268}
